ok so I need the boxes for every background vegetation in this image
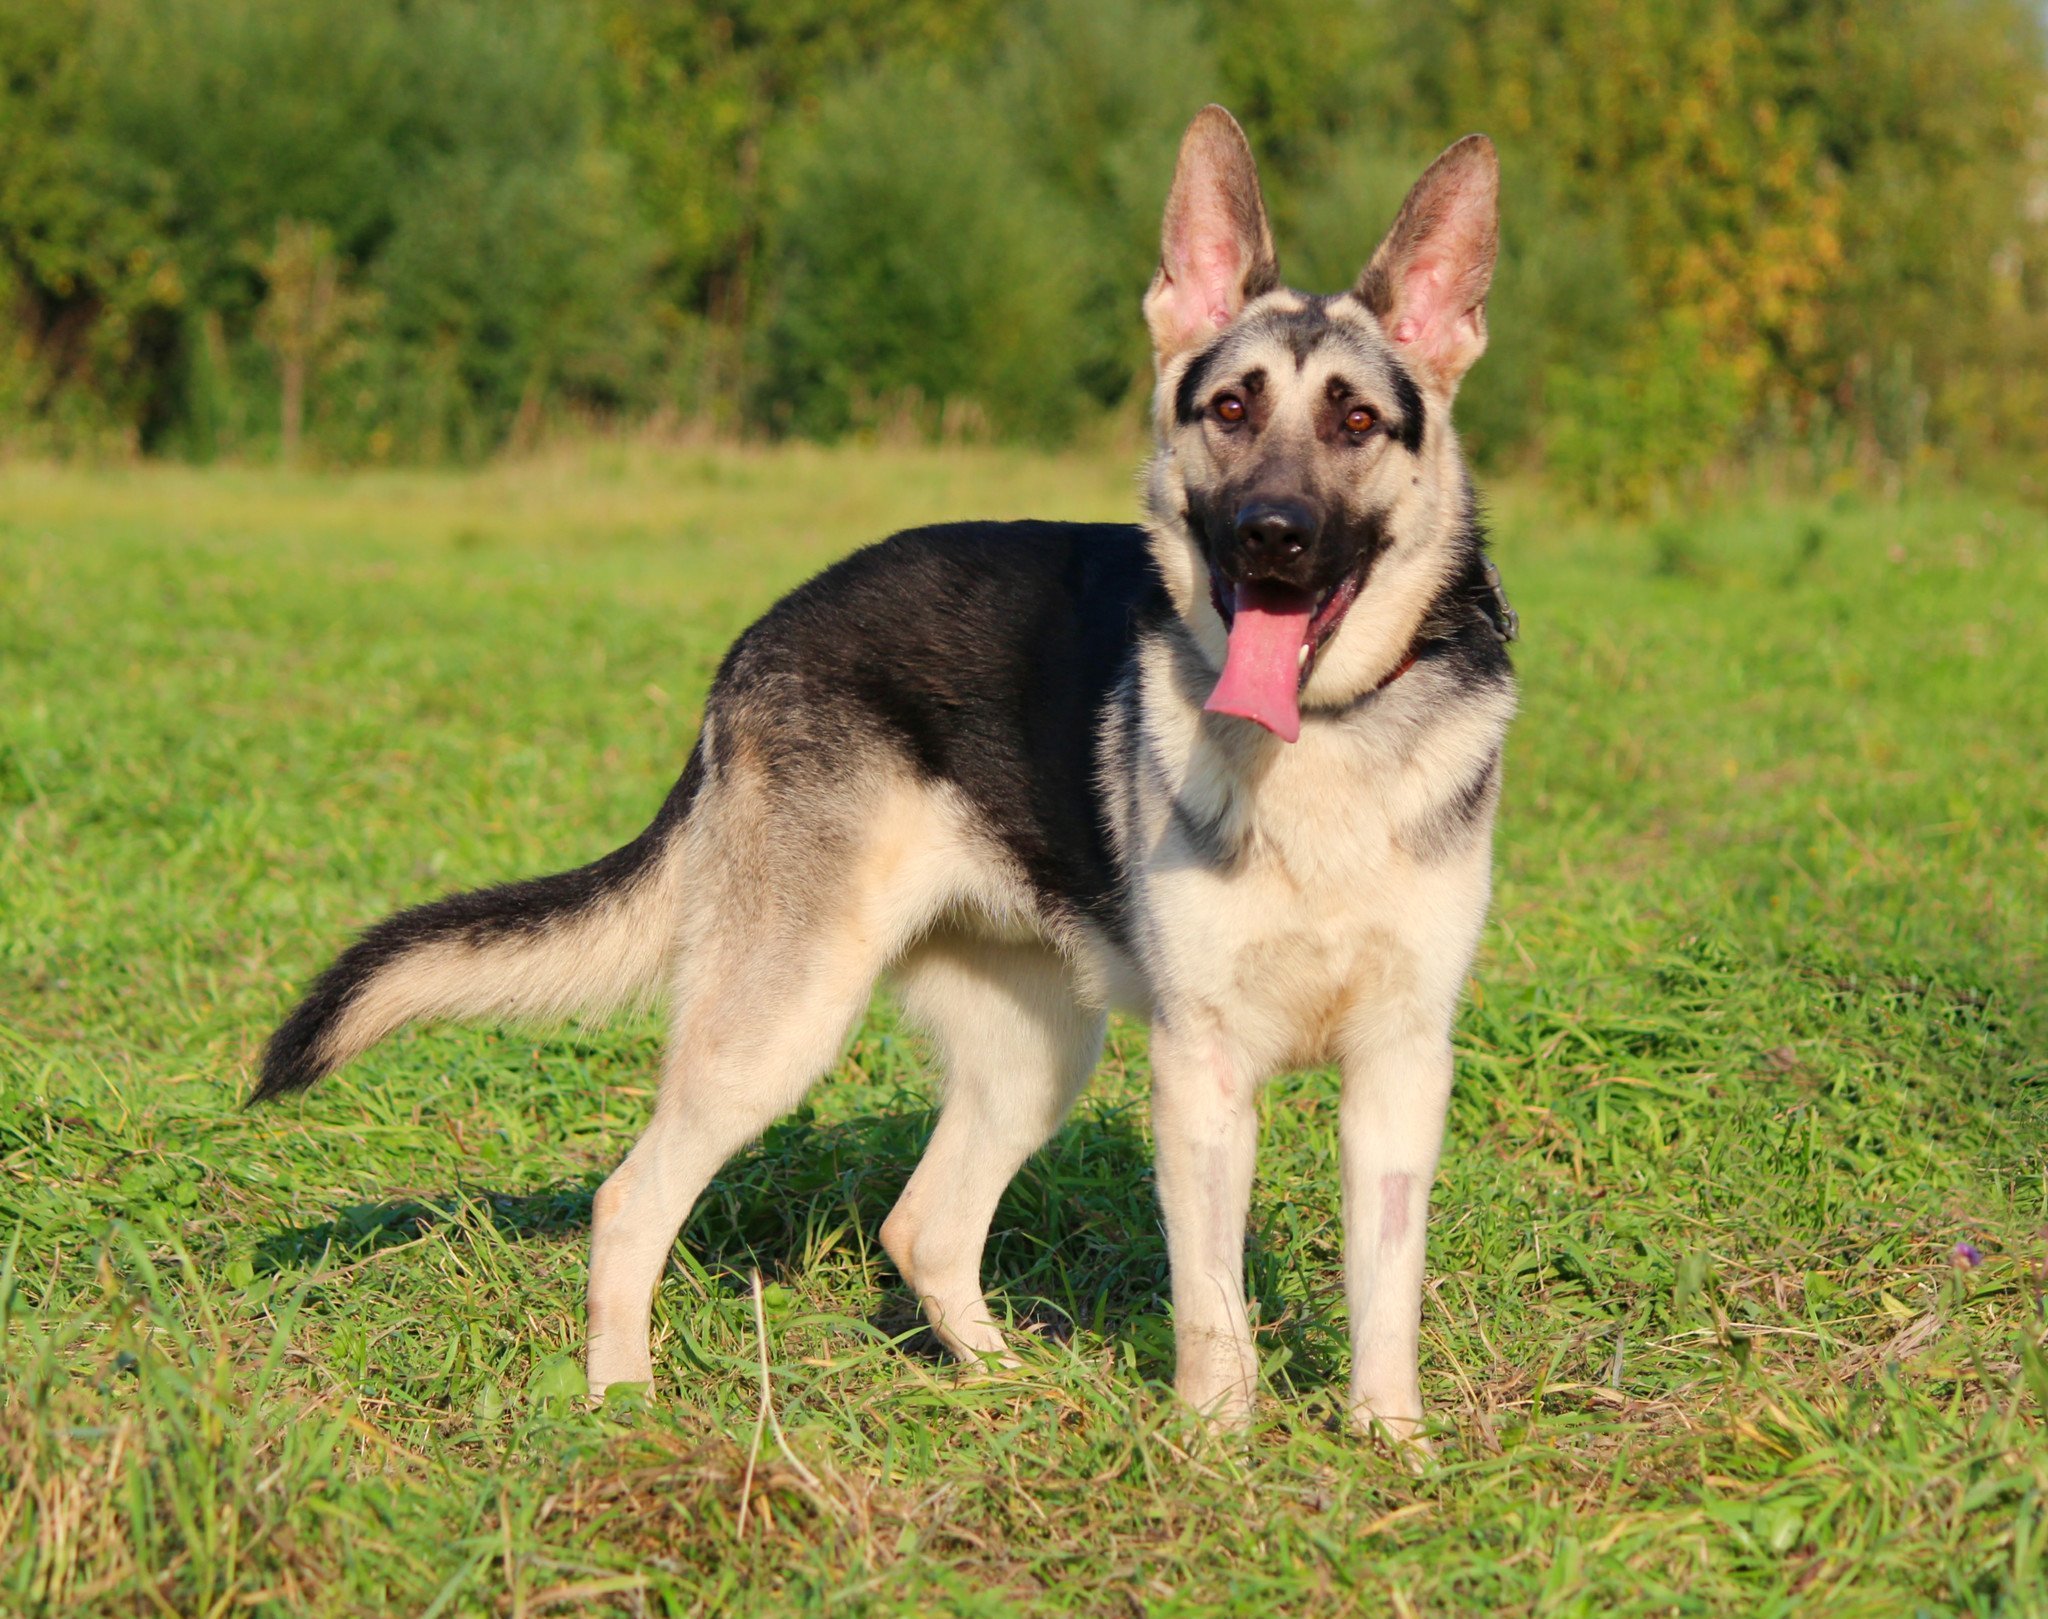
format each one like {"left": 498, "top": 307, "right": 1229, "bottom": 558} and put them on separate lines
{"left": 2, "top": 0, "right": 2045, "bottom": 500}
{"left": 2, "top": 450, "right": 2044, "bottom": 1612}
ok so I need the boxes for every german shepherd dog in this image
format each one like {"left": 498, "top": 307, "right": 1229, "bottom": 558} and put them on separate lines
{"left": 256, "top": 107, "right": 1515, "bottom": 1442}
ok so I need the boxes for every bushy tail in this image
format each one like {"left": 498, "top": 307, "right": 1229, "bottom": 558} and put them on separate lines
{"left": 252, "top": 753, "right": 702, "bottom": 1102}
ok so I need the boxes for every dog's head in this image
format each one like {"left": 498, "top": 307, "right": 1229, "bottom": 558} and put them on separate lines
{"left": 1142, "top": 107, "right": 1499, "bottom": 742}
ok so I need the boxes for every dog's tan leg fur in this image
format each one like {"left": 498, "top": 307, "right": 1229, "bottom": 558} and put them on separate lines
{"left": 1338, "top": 1037, "right": 1452, "bottom": 1444}
{"left": 885, "top": 936, "right": 1104, "bottom": 1362}
{"left": 586, "top": 772, "right": 987, "bottom": 1398}
{"left": 585, "top": 925, "right": 883, "bottom": 1396}
{"left": 1149, "top": 1020, "right": 1261, "bottom": 1425}
{"left": 1335, "top": 841, "right": 1493, "bottom": 1446}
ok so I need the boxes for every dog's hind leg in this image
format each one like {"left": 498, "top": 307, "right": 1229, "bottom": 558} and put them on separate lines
{"left": 584, "top": 941, "right": 879, "bottom": 1397}
{"left": 883, "top": 936, "right": 1104, "bottom": 1363}
{"left": 585, "top": 777, "right": 970, "bottom": 1399}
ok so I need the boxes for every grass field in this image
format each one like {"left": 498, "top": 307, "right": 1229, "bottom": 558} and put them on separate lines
{"left": 2, "top": 446, "right": 2045, "bottom": 1616}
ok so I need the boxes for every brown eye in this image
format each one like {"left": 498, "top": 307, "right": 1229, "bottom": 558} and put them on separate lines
{"left": 1345, "top": 405, "right": 1376, "bottom": 434}
{"left": 1213, "top": 393, "right": 1246, "bottom": 424}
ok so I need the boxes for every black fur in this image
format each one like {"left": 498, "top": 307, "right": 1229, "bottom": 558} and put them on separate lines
{"left": 1388, "top": 361, "right": 1426, "bottom": 453}
{"left": 251, "top": 749, "right": 705, "bottom": 1101}
{"left": 1175, "top": 340, "right": 1225, "bottom": 425}
{"left": 1183, "top": 465, "right": 1397, "bottom": 606}
{"left": 1268, "top": 301, "right": 1335, "bottom": 366}
{"left": 713, "top": 522, "right": 1176, "bottom": 943}
{"left": 1414, "top": 496, "right": 1518, "bottom": 674}
{"left": 1397, "top": 749, "right": 1502, "bottom": 862}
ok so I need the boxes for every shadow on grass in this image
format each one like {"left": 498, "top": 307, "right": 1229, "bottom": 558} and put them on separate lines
{"left": 251, "top": 1098, "right": 1333, "bottom": 1385}
{"left": 253, "top": 1181, "right": 600, "bottom": 1274}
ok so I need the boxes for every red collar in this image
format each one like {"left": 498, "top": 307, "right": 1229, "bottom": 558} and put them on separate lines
{"left": 1375, "top": 649, "right": 1419, "bottom": 692}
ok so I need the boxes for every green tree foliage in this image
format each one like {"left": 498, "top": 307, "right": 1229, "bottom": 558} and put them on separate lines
{"left": 0, "top": 0, "right": 179, "bottom": 450}
{"left": 1359, "top": 0, "right": 2048, "bottom": 492}
{"left": 251, "top": 221, "right": 376, "bottom": 465}
{"left": 1, "top": 0, "right": 657, "bottom": 458}
{"left": 1815, "top": 0, "right": 2048, "bottom": 462}
{"left": 756, "top": 60, "right": 1085, "bottom": 441}
{"left": 0, "top": 0, "right": 2041, "bottom": 487}
{"left": 757, "top": 0, "right": 1219, "bottom": 438}
{"left": 600, "top": 0, "right": 998, "bottom": 410}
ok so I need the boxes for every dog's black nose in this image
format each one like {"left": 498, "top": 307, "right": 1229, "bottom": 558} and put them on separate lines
{"left": 1233, "top": 500, "right": 1315, "bottom": 568}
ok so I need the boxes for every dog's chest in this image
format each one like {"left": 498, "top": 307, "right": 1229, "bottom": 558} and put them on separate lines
{"left": 1126, "top": 715, "right": 1461, "bottom": 1061}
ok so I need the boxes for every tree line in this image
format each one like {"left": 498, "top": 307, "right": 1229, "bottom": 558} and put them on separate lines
{"left": 1, "top": 0, "right": 2042, "bottom": 501}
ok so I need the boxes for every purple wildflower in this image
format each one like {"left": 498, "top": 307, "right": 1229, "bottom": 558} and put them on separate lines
{"left": 1951, "top": 1241, "right": 1983, "bottom": 1269}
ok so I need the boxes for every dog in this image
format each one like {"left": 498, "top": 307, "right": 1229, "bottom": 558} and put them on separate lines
{"left": 254, "top": 106, "right": 1516, "bottom": 1442}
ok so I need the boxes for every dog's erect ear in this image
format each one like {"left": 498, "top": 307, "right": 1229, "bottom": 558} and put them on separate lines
{"left": 1355, "top": 135, "right": 1499, "bottom": 392}
{"left": 1144, "top": 106, "right": 1278, "bottom": 364}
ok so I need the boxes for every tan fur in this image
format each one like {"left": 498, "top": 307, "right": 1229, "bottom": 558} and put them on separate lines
{"left": 318, "top": 839, "right": 687, "bottom": 1076}
{"left": 1101, "top": 120, "right": 1513, "bottom": 1438}
{"left": 1357, "top": 135, "right": 1500, "bottom": 392}
{"left": 1095, "top": 590, "right": 1507, "bottom": 1432}
{"left": 1143, "top": 106, "right": 1280, "bottom": 361}
{"left": 884, "top": 934, "right": 1105, "bottom": 1361}
{"left": 586, "top": 765, "right": 1053, "bottom": 1394}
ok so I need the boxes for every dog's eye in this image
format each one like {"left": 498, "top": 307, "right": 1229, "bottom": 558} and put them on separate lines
{"left": 1344, "top": 405, "right": 1376, "bottom": 434}
{"left": 1213, "top": 394, "right": 1246, "bottom": 424}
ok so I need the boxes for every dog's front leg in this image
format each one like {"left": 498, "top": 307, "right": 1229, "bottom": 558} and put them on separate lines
{"left": 1149, "top": 1020, "right": 1260, "bottom": 1427}
{"left": 1338, "top": 1031, "right": 1454, "bottom": 1447}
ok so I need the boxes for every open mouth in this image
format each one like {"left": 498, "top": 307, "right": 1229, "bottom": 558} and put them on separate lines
{"left": 1203, "top": 564, "right": 1366, "bottom": 742}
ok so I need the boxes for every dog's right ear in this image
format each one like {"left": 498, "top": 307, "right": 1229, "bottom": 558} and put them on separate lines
{"left": 1355, "top": 135, "right": 1499, "bottom": 393}
{"left": 1144, "top": 106, "right": 1278, "bottom": 365}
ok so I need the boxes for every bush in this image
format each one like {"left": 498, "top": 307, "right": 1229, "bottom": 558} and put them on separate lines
{"left": 756, "top": 62, "right": 1081, "bottom": 441}
{"left": 1545, "top": 314, "right": 1747, "bottom": 513}
{"left": 1, "top": 0, "right": 661, "bottom": 460}
{"left": 757, "top": 0, "right": 1218, "bottom": 441}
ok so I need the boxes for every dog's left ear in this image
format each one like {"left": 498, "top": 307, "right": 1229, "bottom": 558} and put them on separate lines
{"left": 1355, "top": 135, "right": 1499, "bottom": 393}
{"left": 1144, "top": 105, "right": 1279, "bottom": 364}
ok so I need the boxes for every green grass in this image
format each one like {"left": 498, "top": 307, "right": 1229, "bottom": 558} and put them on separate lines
{"left": 2, "top": 445, "right": 2045, "bottom": 1616}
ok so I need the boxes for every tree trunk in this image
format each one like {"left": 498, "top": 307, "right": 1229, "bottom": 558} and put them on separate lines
{"left": 280, "top": 351, "right": 305, "bottom": 466}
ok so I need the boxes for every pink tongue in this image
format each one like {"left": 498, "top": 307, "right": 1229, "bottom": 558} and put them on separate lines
{"left": 1203, "top": 581, "right": 1314, "bottom": 743}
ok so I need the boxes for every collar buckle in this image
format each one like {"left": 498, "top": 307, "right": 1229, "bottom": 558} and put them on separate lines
{"left": 1480, "top": 558, "right": 1519, "bottom": 644}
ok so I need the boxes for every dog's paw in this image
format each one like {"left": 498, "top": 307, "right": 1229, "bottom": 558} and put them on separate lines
{"left": 951, "top": 1346, "right": 1024, "bottom": 1381}
{"left": 1176, "top": 1374, "right": 1257, "bottom": 1434}
{"left": 1350, "top": 1406, "right": 1434, "bottom": 1469}
{"left": 585, "top": 1336, "right": 654, "bottom": 1404}
{"left": 591, "top": 1379, "right": 654, "bottom": 1416}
